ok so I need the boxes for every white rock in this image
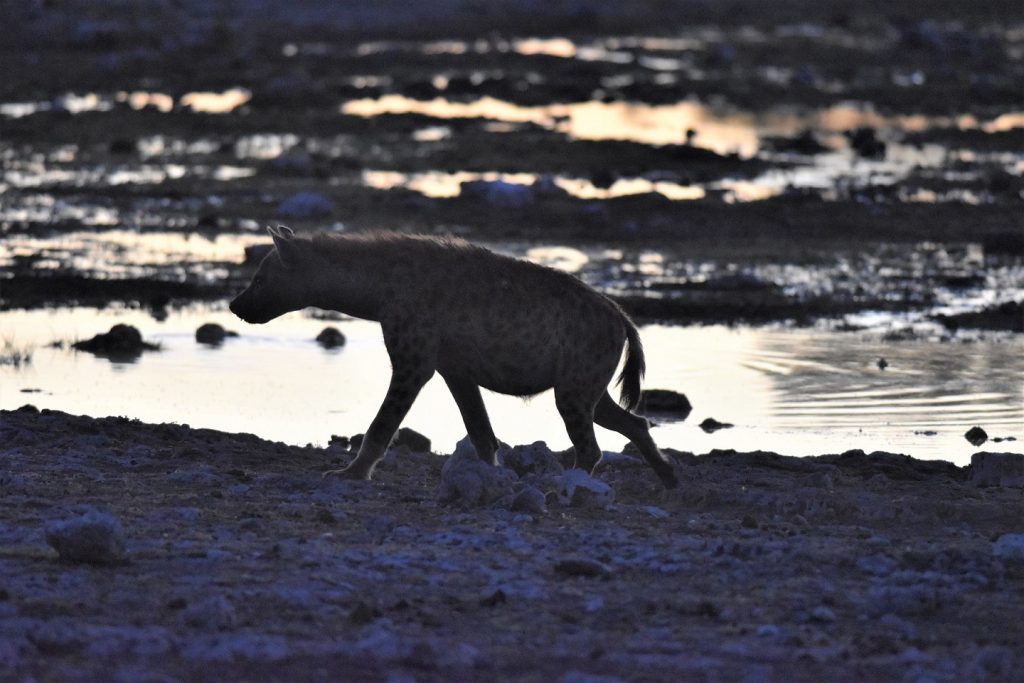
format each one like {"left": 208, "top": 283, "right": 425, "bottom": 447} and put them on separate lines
{"left": 45, "top": 510, "right": 126, "bottom": 565}
{"left": 276, "top": 191, "right": 333, "bottom": 218}
{"left": 511, "top": 485, "right": 547, "bottom": 514}
{"left": 501, "top": 441, "right": 564, "bottom": 477}
{"left": 640, "top": 505, "right": 669, "bottom": 519}
{"left": 438, "top": 446, "right": 517, "bottom": 508}
{"left": 970, "top": 452, "right": 1024, "bottom": 487}
{"left": 992, "top": 533, "right": 1024, "bottom": 563}
{"left": 556, "top": 470, "right": 615, "bottom": 508}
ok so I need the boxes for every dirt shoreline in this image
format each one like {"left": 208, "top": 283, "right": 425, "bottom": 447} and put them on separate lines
{"left": 1, "top": 405, "right": 1021, "bottom": 681}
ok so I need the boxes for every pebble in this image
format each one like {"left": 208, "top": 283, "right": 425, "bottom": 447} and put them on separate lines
{"left": 640, "top": 505, "right": 669, "bottom": 519}
{"left": 810, "top": 606, "right": 836, "bottom": 623}
{"left": 554, "top": 557, "right": 612, "bottom": 579}
{"left": 511, "top": 485, "right": 547, "bottom": 514}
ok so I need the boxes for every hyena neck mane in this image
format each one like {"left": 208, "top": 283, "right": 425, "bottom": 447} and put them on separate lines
{"left": 303, "top": 232, "right": 478, "bottom": 321}
{"left": 311, "top": 232, "right": 471, "bottom": 264}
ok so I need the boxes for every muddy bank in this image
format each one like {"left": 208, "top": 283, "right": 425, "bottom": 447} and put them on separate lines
{"left": 3, "top": 0, "right": 1023, "bottom": 326}
{"left": 1, "top": 406, "right": 1021, "bottom": 681}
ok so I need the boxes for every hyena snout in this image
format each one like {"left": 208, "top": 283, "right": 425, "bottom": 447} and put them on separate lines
{"left": 229, "top": 292, "right": 269, "bottom": 324}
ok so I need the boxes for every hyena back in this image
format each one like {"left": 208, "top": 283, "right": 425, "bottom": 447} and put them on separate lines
{"left": 230, "top": 226, "right": 678, "bottom": 489}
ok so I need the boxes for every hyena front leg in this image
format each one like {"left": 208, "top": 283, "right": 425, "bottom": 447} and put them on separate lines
{"left": 324, "top": 325, "right": 436, "bottom": 481}
{"left": 441, "top": 372, "right": 499, "bottom": 465}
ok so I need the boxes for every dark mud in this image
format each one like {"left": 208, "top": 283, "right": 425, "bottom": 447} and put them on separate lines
{"left": 1, "top": 406, "right": 1022, "bottom": 681}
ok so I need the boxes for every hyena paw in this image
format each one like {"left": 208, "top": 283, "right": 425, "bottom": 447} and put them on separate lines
{"left": 321, "top": 466, "right": 372, "bottom": 481}
{"left": 656, "top": 461, "right": 680, "bottom": 490}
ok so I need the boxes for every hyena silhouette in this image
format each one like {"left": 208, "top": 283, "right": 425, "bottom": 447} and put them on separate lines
{"left": 230, "top": 226, "right": 678, "bottom": 489}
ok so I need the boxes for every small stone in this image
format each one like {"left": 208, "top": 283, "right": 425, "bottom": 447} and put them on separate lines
{"left": 181, "top": 595, "right": 236, "bottom": 630}
{"left": 195, "top": 323, "right": 236, "bottom": 346}
{"left": 640, "top": 505, "right": 669, "bottom": 519}
{"left": 479, "top": 589, "right": 507, "bottom": 607}
{"left": 556, "top": 469, "right": 614, "bottom": 508}
{"left": 511, "top": 485, "right": 547, "bottom": 515}
{"left": 365, "top": 515, "right": 395, "bottom": 541}
{"left": 277, "top": 191, "right": 333, "bottom": 218}
{"left": 349, "top": 601, "right": 380, "bottom": 625}
{"left": 992, "top": 533, "right": 1024, "bottom": 563}
{"left": 437, "top": 443, "right": 516, "bottom": 508}
{"left": 459, "top": 179, "right": 535, "bottom": 208}
{"left": 109, "top": 137, "right": 136, "bottom": 154}
{"left": 315, "top": 326, "right": 346, "bottom": 349}
{"left": 964, "top": 426, "right": 988, "bottom": 446}
{"left": 810, "top": 606, "right": 836, "bottom": 623}
{"left": 501, "top": 441, "right": 564, "bottom": 477}
{"left": 392, "top": 427, "right": 430, "bottom": 454}
{"left": 638, "top": 389, "right": 692, "bottom": 420}
{"left": 554, "top": 557, "right": 612, "bottom": 579}
{"left": 699, "top": 417, "right": 734, "bottom": 433}
{"left": 72, "top": 324, "right": 158, "bottom": 360}
{"left": 45, "top": 510, "right": 127, "bottom": 565}
{"left": 856, "top": 554, "right": 898, "bottom": 576}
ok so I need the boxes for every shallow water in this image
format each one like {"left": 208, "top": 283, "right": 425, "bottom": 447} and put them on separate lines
{"left": 2, "top": 306, "right": 1020, "bottom": 466}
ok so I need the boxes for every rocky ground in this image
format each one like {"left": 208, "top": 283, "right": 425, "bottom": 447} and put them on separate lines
{"left": 1, "top": 405, "right": 1022, "bottom": 681}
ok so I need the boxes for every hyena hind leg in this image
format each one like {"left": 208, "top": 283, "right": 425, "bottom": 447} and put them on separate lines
{"left": 554, "top": 390, "right": 603, "bottom": 474}
{"left": 594, "top": 391, "right": 678, "bottom": 489}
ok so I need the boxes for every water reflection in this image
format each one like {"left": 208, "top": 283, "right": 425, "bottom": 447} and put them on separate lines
{"left": 2, "top": 308, "right": 1020, "bottom": 465}
{"left": 0, "top": 231, "right": 266, "bottom": 279}
{"left": 179, "top": 88, "right": 251, "bottom": 114}
{"left": 362, "top": 169, "right": 706, "bottom": 201}
{"left": 0, "top": 88, "right": 252, "bottom": 118}
{"left": 342, "top": 94, "right": 1022, "bottom": 159}
{"left": 342, "top": 95, "right": 763, "bottom": 155}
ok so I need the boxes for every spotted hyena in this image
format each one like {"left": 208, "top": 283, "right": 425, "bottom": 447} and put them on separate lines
{"left": 230, "top": 226, "right": 678, "bottom": 489}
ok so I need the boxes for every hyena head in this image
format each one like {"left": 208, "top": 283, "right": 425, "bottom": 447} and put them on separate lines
{"left": 229, "top": 225, "right": 310, "bottom": 324}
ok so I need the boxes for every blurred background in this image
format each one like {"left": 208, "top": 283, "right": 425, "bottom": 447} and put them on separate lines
{"left": 1, "top": 0, "right": 1022, "bottom": 463}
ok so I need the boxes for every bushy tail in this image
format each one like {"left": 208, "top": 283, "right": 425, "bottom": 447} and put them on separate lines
{"left": 616, "top": 317, "right": 645, "bottom": 411}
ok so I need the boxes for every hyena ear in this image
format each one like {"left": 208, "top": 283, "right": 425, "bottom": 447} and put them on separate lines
{"left": 268, "top": 225, "right": 302, "bottom": 269}
{"left": 266, "top": 224, "right": 295, "bottom": 239}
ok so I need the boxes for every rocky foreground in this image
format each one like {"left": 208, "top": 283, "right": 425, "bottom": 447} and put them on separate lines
{"left": 1, "top": 406, "right": 1022, "bottom": 682}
